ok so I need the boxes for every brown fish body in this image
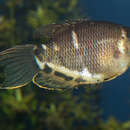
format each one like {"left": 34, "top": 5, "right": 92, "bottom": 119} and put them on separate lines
{"left": 0, "top": 20, "right": 130, "bottom": 90}
{"left": 34, "top": 21, "right": 130, "bottom": 86}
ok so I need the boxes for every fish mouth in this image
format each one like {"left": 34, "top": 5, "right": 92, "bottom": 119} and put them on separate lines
{"left": 127, "top": 39, "right": 130, "bottom": 56}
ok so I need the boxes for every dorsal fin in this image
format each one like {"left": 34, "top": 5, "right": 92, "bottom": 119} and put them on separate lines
{"left": 33, "top": 19, "right": 88, "bottom": 39}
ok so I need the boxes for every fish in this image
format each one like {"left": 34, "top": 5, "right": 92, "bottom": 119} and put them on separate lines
{"left": 0, "top": 19, "right": 130, "bottom": 90}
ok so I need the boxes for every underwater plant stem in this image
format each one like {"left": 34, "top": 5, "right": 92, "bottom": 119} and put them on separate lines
{"left": 15, "top": 89, "right": 22, "bottom": 102}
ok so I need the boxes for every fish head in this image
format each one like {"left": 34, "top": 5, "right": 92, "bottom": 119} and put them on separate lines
{"left": 127, "top": 39, "right": 130, "bottom": 66}
{"left": 125, "top": 27, "right": 130, "bottom": 66}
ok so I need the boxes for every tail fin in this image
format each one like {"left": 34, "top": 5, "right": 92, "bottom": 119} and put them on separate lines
{"left": 0, "top": 45, "right": 40, "bottom": 89}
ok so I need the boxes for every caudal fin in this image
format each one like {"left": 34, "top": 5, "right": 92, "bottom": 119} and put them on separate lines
{"left": 0, "top": 45, "right": 40, "bottom": 89}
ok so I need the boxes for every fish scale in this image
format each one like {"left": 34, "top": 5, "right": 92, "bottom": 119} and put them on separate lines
{"left": 37, "top": 21, "right": 129, "bottom": 80}
{"left": 0, "top": 20, "right": 130, "bottom": 90}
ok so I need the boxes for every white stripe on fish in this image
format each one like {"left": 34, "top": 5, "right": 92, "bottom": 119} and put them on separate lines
{"left": 72, "top": 31, "right": 79, "bottom": 49}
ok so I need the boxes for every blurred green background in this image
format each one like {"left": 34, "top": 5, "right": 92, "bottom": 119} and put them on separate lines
{"left": 0, "top": 0, "right": 130, "bottom": 130}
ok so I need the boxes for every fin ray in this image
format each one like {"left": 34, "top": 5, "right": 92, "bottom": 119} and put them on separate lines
{"left": 0, "top": 45, "right": 40, "bottom": 89}
{"left": 34, "top": 19, "right": 88, "bottom": 39}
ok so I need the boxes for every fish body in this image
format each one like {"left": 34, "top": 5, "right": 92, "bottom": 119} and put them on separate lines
{"left": 0, "top": 20, "right": 130, "bottom": 90}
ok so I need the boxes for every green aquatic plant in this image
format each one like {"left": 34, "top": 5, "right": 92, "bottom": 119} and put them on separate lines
{"left": 0, "top": 85, "right": 101, "bottom": 130}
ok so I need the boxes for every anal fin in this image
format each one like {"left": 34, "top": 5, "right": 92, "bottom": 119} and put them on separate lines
{"left": 32, "top": 71, "right": 76, "bottom": 90}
